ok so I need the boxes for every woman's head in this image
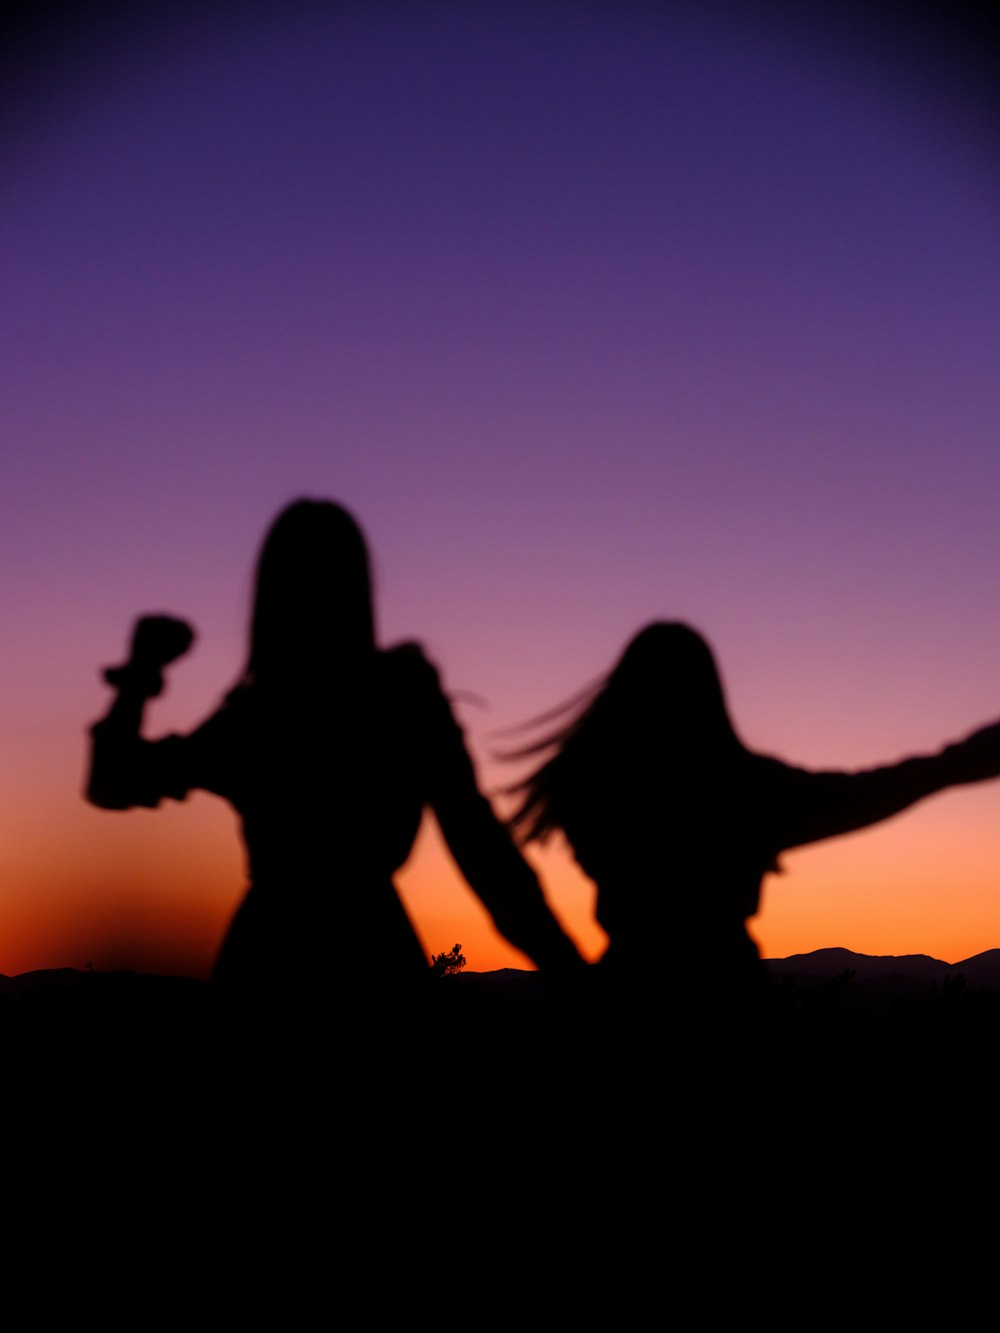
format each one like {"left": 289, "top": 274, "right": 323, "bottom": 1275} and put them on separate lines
{"left": 507, "top": 621, "right": 743, "bottom": 841}
{"left": 599, "top": 622, "right": 734, "bottom": 741}
{"left": 245, "top": 498, "right": 375, "bottom": 685}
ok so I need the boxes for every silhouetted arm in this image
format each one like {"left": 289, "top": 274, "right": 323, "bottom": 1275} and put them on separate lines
{"left": 86, "top": 616, "right": 197, "bottom": 810}
{"left": 777, "top": 719, "right": 1000, "bottom": 850}
{"left": 412, "top": 652, "right": 585, "bottom": 975}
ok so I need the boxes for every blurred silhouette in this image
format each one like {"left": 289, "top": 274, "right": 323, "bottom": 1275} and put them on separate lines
{"left": 87, "top": 500, "right": 583, "bottom": 1024}
{"left": 507, "top": 621, "right": 1000, "bottom": 1045}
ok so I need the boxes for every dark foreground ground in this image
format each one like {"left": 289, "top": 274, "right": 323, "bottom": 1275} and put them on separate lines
{"left": 4, "top": 955, "right": 1000, "bottom": 1307}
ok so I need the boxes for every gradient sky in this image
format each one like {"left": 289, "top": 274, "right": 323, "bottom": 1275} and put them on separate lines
{"left": 3, "top": 3, "right": 1000, "bottom": 976}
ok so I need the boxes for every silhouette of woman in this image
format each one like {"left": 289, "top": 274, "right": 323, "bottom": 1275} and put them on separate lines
{"left": 508, "top": 622, "right": 1000, "bottom": 1013}
{"left": 87, "top": 500, "right": 583, "bottom": 1012}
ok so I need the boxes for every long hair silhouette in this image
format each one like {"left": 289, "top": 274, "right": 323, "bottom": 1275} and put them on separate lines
{"left": 87, "top": 499, "right": 583, "bottom": 1013}
{"left": 508, "top": 620, "right": 1000, "bottom": 1011}
{"left": 245, "top": 498, "right": 375, "bottom": 686}
{"left": 509, "top": 623, "right": 743, "bottom": 844}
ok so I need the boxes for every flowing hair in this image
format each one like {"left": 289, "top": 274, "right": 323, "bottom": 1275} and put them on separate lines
{"left": 241, "top": 498, "right": 376, "bottom": 689}
{"left": 506, "top": 622, "right": 746, "bottom": 843}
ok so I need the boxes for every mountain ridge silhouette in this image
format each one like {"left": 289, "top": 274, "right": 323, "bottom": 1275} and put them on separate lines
{"left": 7, "top": 946, "right": 1000, "bottom": 995}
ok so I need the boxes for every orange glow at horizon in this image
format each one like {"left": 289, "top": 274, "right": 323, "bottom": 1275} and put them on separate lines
{"left": 5, "top": 772, "right": 1000, "bottom": 977}
{"left": 753, "top": 787, "right": 1000, "bottom": 964}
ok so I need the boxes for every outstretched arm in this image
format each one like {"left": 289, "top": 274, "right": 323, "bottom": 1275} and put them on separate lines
{"left": 86, "top": 615, "right": 195, "bottom": 809}
{"left": 413, "top": 653, "right": 585, "bottom": 976}
{"left": 778, "top": 718, "right": 1000, "bottom": 850}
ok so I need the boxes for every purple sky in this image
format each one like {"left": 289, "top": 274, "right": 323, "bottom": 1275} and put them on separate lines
{"left": 4, "top": 4, "right": 1000, "bottom": 973}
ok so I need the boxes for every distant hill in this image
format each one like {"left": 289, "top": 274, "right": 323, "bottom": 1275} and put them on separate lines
{"left": 939, "top": 948, "right": 1000, "bottom": 989}
{"left": 763, "top": 946, "right": 1000, "bottom": 990}
{"left": 6, "top": 948, "right": 1000, "bottom": 997}
{"left": 764, "top": 947, "right": 951, "bottom": 986}
{"left": 0, "top": 966, "right": 203, "bottom": 994}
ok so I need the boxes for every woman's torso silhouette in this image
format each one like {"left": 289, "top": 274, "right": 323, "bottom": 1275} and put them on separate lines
{"left": 88, "top": 501, "right": 582, "bottom": 1013}
{"left": 511, "top": 622, "right": 1000, "bottom": 1009}
{"left": 120, "top": 646, "right": 467, "bottom": 995}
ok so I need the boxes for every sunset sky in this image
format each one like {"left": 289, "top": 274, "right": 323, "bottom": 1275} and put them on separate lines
{"left": 3, "top": 3, "right": 1000, "bottom": 977}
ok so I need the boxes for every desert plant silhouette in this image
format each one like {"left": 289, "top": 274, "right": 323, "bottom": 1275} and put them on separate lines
{"left": 430, "top": 944, "right": 467, "bottom": 978}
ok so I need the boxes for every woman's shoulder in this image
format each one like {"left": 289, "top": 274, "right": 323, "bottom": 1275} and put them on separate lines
{"left": 378, "top": 643, "right": 461, "bottom": 737}
{"left": 737, "top": 750, "right": 810, "bottom": 796}
{"left": 380, "top": 641, "right": 444, "bottom": 689}
{"left": 205, "top": 679, "right": 254, "bottom": 717}
{"left": 184, "top": 683, "right": 255, "bottom": 746}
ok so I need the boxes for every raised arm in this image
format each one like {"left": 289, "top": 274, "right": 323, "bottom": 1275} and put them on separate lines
{"left": 86, "top": 615, "right": 196, "bottom": 809}
{"left": 410, "top": 651, "right": 585, "bottom": 977}
{"left": 777, "top": 718, "right": 1000, "bottom": 851}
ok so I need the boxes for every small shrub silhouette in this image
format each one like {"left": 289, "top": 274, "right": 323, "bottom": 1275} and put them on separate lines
{"left": 430, "top": 944, "right": 466, "bottom": 979}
